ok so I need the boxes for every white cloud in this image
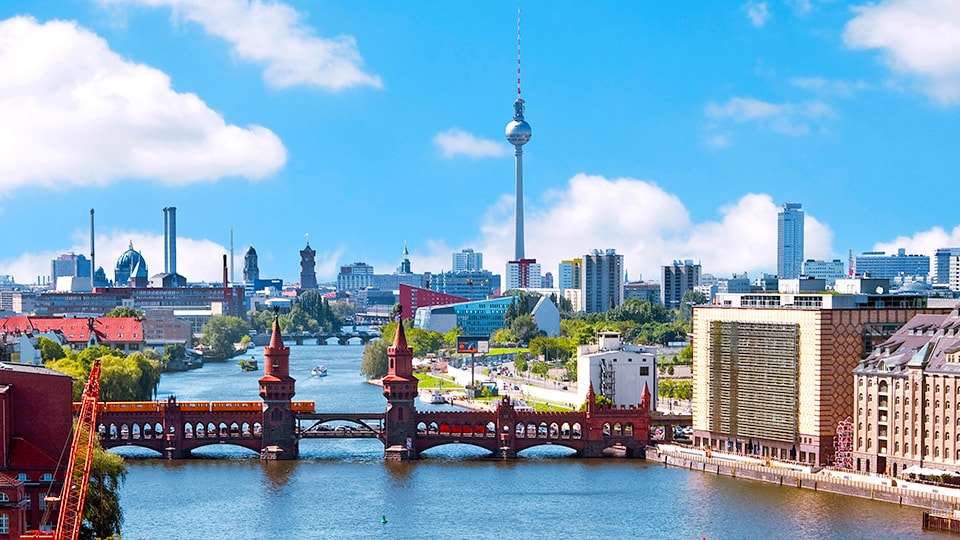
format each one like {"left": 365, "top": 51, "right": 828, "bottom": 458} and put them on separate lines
{"left": 844, "top": 0, "right": 960, "bottom": 104}
{"left": 433, "top": 128, "right": 509, "bottom": 159}
{"left": 101, "top": 0, "right": 382, "bottom": 91}
{"left": 409, "top": 174, "right": 834, "bottom": 283}
{"left": 786, "top": 0, "right": 813, "bottom": 16}
{"left": 704, "top": 97, "right": 834, "bottom": 140}
{"left": 745, "top": 2, "right": 771, "bottom": 27}
{"left": 872, "top": 225, "right": 960, "bottom": 259}
{"left": 0, "top": 16, "right": 286, "bottom": 192}
{"left": 790, "top": 76, "right": 870, "bottom": 96}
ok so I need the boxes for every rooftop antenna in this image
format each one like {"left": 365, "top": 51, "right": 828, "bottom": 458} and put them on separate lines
{"left": 517, "top": 5, "right": 522, "bottom": 98}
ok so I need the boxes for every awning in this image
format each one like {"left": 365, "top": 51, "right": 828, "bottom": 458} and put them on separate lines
{"left": 902, "top": 465, "right": 959, "bottom": 476}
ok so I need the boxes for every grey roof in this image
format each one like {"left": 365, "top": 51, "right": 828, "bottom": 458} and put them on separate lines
{"left": 855, "top": 310, "right": 960, "bottom": 375}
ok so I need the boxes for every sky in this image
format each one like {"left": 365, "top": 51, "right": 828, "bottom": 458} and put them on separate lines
{"left": 2, "top": 0, "right": 960, "bottom": 286}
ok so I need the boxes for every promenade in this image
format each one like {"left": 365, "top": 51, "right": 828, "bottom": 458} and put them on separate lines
{"left": 652, "top": 443, "right": 960, "bottom": 512}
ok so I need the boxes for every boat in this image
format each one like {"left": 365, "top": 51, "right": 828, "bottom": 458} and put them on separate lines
{"left": 420, "top": 390, "right": 446, "bottom": 404}
{"left": 311, "top": 365, "right": 328, "bottom": 377}
{"left": 238, "top": 358, "right": 258, "bottom": 372}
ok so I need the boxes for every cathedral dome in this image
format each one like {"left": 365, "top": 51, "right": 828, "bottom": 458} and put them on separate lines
{"left": 115, "top": 242, "right": 147, "bottom": 286}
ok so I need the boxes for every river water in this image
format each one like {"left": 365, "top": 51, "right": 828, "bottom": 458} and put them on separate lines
{"left": 115, "top": 345, "right": 950, "bottom": 539}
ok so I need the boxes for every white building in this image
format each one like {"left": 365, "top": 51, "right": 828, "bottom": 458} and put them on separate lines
{"left": 582, "top": 249, "right": 624, "bottom": 314}
{"left": 576, "top": 332, "right": 656, "bottom": 409}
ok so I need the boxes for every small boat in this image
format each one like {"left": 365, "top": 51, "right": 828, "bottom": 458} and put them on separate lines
{"left": 420, "top": 390, "right": 446, "bottom": 404}
{"left": 311, "top": 365, "right": 328, "bottom": 377}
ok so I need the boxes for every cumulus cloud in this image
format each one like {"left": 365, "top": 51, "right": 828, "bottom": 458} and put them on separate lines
{"left": 745, "top": 2, "right": 771, "bottom": 27}
{"left": 408, "top": 174, "right": 834, "bottom": 283}
{"left": 0, "top": 16, "right": 286, "bottom": 192}
{"left": 101, "top": 0, "right": 382, "bottom": 91}
{"left": 0, "top": 231, "right": 229, "bottom": 285}
{"left": 844, "top": 0, "right": 960, "bottom": 104}
{"left": 872, "top": 225, "right": 960, "bottom": 259}
{"left": 433, "top": 128, "right": 509, "bottom": 159}
{"left": 704, "top": 97, "right": 834, "bottom": 140}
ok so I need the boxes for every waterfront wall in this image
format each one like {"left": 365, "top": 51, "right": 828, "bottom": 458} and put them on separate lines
{"left": 649, "top": 446, "right": 960, "bottom": 511}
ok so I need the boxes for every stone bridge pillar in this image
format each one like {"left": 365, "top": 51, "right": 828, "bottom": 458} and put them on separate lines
{"left": 162, "top": 396, "right": 188, "bottom": 459}
{"left": 495, "top": 396, "right": 518, "bottom": 459}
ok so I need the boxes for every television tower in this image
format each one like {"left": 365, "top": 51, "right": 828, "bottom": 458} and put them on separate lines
{"left": 505, "top": 7, "right": 531, "bottom": 261}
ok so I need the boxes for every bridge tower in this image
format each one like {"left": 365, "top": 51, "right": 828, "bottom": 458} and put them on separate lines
{"left": 382, "top": 321, "right": 419, "bottom": 460}
{"left": 259, "top": 315, "right": 298, "bottom": 459}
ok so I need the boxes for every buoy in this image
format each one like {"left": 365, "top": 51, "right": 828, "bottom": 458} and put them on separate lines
{"left": 381, "top": 515, "right": 387, "bottom": 524}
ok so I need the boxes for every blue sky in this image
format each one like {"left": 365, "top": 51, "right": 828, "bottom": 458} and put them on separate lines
{"left": 1, "top": 0, "right": 960, "bottom": 285}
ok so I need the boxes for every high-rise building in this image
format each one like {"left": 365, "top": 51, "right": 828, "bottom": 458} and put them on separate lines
{"left": 452, "top": 249, "right": 483, "bottom": 272}
{"left": 778, "top": 202, "right": 804, "bottom": 279}
{"left": 243, "top": 246, "right": 260, "bottom": 283}
{"left": 558, "top": 259, "right": 582, "bottom": 293}
{"left": 582, "top": 249, "right": 624, "bottom": 314}
{"left": 802, "top": 259, "right": 846, "bottom": 285}
{"left": 661, "top": 260, "right": 700, "bottom": 309}
{"left": 337, "top": 262, "right": 375, "bottom": 292}
{"left": 51, "top": 253, "right": 92, "bottom": 290}
{"left": 505, "top": 259, "right": 541, "bottom": 291}
{"left": 692, "top": 291, "right": 947, "bottom": 466}
{"left": 299, "top": 242, "right": 317, "bottom": 289}
{"left": 854, "top": 248, "right": 929, "bottom": 280}
{"left": 933, "top": 247, "right": 960, "bottom": 285}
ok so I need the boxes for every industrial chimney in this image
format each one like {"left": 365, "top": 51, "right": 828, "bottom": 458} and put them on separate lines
{"left": 89, "top": 208, "right": 96, "bottom": 288}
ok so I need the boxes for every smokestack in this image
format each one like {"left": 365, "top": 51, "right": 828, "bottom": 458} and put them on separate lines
{"left": 163, "top": 207, "right": 177, "bottom": 275}
{"left": 222, "top": 254, "right": 228, "bottom": 288}
{"left": 230, "top": 225, "right": 234, "bottom": 285}
{"left": 90, "top": 208, "right": 95, "bottom": 288}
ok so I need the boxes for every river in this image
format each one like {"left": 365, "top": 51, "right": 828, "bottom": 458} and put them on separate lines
{"left": 115, "top": 344, "right": 950, "bottom": 539}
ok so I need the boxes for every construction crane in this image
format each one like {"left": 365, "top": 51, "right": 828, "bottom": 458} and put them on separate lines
{"left": 21, "top": 359, "right": 101, "bottom": 540}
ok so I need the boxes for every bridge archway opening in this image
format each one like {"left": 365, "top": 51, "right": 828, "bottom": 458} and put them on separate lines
{"left": 516, "top": 445, "right": 577, "bottom": 459}
{"left": 419, "top": 443, "right": 492, "bottom": 460}
{"left": 107, "top": 446, "right": 164, "bottom": 458}
{"left": 189, "top": 443, "right": 260, "bottom": 459}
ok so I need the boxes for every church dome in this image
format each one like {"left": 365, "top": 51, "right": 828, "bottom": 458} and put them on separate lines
{"left": 115, "top": 242, "right": 147, "bottom": 286}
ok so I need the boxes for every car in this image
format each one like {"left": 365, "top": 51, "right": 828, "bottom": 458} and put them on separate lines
{"left": 513, "top": 385, "right": 519, "bottom": 391}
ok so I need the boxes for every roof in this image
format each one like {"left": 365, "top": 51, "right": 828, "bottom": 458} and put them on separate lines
{"left": 0, "top": 316, "right": 144, "bottom": 345}
{"left": 856, "top": 310, "right": 960, "bottom": 375}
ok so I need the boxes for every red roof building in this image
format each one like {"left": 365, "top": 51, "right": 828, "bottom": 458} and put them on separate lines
{"left": 0, "top": 316, "right": 145, "bottom": 353}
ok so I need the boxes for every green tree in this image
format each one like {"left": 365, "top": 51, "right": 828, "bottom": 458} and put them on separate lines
{"left": 530, "top": 359, "right": 550, "bottom": 378}
{"left": 162, "top": 343, "right": 186, "bottom": 369}
{"left": 45, "top": 357, "right": 88, "bottom": 400}
{"left": 249, "top": 309, "right": 276, "bottom": 335}
{"left": 563, "top": 358, "right": 577, "bottom": 381}
{"left": 81, "top": 442, "right": 126, "bottom": 540}
{"left": 442, "top": 327, "right": 462, "bottom": 349}
{"left": 513, "top": 354, "right": 528, "bottom": 373}
{"left": 37, "top": 336, "right": 66, "bottom": 362}
{"left": 104, "top": 306, "right": 145, "bottom": 319}
{"left": 658, "top": 378, "right": 676, "bottom": 399}
{"left": 510, "top": 314, "right": 542, "bottom": 345}
{"left": 200, "top": 315, "right": 251, "bottom": 359}
{"left": 674, "top": 380, "right": 693, "bottom": 400}
{"left": 679, "top": 289, "right": 709, "bottom": 321}
{"left": 491, "top": 327, "right": 517, "bottom": 346}
{"left": 360, "top": 339, "right": 389, "bottom": 379}
{"left": 406, "top": 327, "right": 444, "bottom": 357}
{"left": 677, "top": 344, "right": 693, "bottom": 364}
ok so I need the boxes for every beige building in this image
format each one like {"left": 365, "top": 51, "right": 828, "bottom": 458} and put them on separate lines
{"left": 853, "top": 306, "right": 960, "bottom": 477}
{"left": 692, "top": 292, "right": 944, "bottom": 466}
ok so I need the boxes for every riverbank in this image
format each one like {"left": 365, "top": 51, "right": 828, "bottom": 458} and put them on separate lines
{"left": 650, "top": 443, "right": 960, "bottom": 511}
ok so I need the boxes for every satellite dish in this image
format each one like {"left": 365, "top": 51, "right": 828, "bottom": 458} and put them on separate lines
{"left": 876, "top": 286, "right": 884, "bottom": 294}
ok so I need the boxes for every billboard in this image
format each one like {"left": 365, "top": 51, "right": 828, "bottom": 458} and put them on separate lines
{"left": 456, "top": 336, "right": 489, "bottom": 354}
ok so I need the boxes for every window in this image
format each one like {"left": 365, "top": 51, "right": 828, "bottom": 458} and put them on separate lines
{"left": 40, "top": 473, "right": 53, "bottom": 482}
{"left": 640, "top": 367, "right": 649, "bottom": 376}
{"left": 0, "top": 514, "right": 8, "bottom": 534}
{"left": 16, "top": 473, "right": 26, "bottom": 482}
{"left": 0, "top": 492, "right": 7, "bottom": 502}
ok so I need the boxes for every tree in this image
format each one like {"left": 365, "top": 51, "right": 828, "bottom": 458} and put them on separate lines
{"left": 249, "top": 309, "right": 276, "bottom": 335}
{"left": 200, "top": 315, "right": 251, "bottom": 359}
{"left": 674, "top": 380, "right": 693, "bottom": 401}
{"left": 510, "top": 314, "right": 542, "bottom": 345}
{"left": 530, "top": 359, "right": 550, "bottom": 378}
{"left": 513, "top": 354, "right": 528, "bottom": 373}
{"left": 81, "top": 442, "right": 126, "bottom": 540}
{"left": 442, "top": 327, "right": 462, "bottom": 349}
{"left": 679, "top": 289, "right": 709, "bottom": 321}
{"left": 658, "top": 378, "right": 676, "bottom": 399}
{"left": 105, "top": 306, "right": 144, "bottom": 319}
{"left": 491, "top": 327, "right": 517, "bottom": 346}
{"left": 677, "top": 344, "right": 693, "bottom": 364}
{"left": 37, "top": 336, "right": 66, "bottom": 362}
{"left": 563, "top": 358, "right": 577, "bottom": 381}
{"left": 163, "top": 343, "right": 186, "bottom": 369}
{"left": 360, "top": 339, "right": 389, "bottom": 379}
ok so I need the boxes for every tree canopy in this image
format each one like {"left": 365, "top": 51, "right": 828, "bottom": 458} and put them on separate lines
{"left": 81, "top": 441, "right": 126, "bottom": 540}
{"left": 200, "top": 315, "right": 251, "bottom": 359}
{"left": 104, "top": 306, "right": 145, "bottom": 319}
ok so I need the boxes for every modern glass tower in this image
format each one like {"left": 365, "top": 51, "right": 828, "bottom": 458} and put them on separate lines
{"left": 778, "top": 203, "right": 804, "bottom": 279}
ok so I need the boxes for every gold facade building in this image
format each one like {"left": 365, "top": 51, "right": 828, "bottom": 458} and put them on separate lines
{"left": 692, "top": 292, "right": 942, "bottom": 466}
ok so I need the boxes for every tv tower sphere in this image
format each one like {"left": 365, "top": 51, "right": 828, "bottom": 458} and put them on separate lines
{"left": 505, "top": 98, "right": 532, "bottom": 146}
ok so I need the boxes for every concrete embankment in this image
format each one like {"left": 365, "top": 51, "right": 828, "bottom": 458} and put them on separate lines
{"left": 649, "top": 445, "right": 960, "bottom": 511}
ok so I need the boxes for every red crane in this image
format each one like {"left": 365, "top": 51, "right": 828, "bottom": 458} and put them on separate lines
{"left": 21, "top": 359, "right": 101, "bottom": 540}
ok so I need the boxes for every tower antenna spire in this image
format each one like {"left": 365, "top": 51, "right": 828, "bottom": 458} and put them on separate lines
{"left": 517, "top": 6, "right": 522, "bottom": 97}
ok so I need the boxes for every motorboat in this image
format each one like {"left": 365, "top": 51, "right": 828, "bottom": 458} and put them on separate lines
{"left": 420, "top": 390, "right": 446, "bottom": 404}
{"left": 311, "top": 365, "right": 328, "bottom": 377}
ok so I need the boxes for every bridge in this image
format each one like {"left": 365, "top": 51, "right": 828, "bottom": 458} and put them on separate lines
{"left": 92, "top": 318, "right": 662, "bottom": 460}
{"left": 252, "top": 331, "right": 379, "bottom": 346}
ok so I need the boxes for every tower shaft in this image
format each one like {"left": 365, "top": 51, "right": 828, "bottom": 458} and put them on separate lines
{"left": 514, "top": 146, "right": 525, "bottom": 261}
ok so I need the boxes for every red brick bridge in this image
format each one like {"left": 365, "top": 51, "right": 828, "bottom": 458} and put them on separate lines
{"left": 93, "top": 319, "right": 667, "bottom": 460}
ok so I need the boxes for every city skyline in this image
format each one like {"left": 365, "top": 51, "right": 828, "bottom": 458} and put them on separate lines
{"left": 2, "top": 1, "right": 960, "bottom": 285}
